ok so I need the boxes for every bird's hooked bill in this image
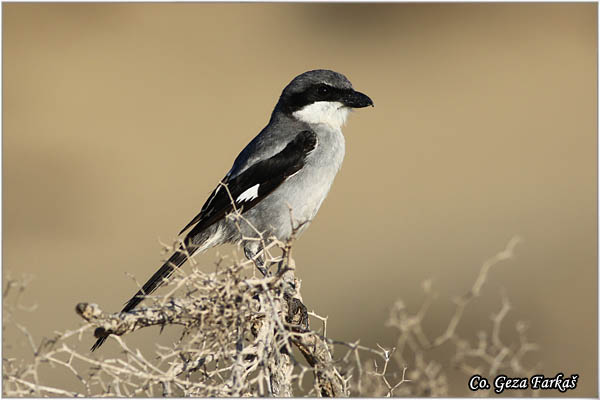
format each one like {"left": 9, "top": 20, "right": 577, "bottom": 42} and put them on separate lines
{"left": 342, "top": 90, "right": 374, "bottom": 108}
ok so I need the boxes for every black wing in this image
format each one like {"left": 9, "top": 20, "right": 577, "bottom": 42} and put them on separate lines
{"left": 179, "top": 130, "right": 317, "bottom": 236}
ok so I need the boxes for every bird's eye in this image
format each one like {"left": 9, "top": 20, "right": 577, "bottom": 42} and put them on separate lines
{"left": 318, "top": 85, "right": 329, "bottom": 95}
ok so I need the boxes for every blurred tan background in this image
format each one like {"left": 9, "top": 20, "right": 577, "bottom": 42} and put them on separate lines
{"left": 3, "top": 3, "right": 597, "bottom": 396}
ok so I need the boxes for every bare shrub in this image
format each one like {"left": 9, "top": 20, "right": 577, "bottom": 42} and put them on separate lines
{"left": 359, "top": 236, "right": 540, "bottom": 397}
{"left": 3, "top": 236, "right": 539, "bottom": 397}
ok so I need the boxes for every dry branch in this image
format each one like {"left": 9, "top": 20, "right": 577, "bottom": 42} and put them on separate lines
{"left": 3, "top": 236, "right": 539, "bottom": 397}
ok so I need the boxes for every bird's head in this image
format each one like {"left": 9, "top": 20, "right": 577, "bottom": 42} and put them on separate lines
{"left": 276, "top": 69, "right": 373, "bottom": 130}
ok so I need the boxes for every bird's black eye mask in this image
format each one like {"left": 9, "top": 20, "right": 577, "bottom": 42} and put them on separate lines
{"left": 280, "top": 83, "right": 353, "bottom": 114}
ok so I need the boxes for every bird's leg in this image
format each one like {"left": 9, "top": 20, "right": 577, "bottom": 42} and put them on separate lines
{"left": 244, "top": 246, "right": 269, "bottom": 276}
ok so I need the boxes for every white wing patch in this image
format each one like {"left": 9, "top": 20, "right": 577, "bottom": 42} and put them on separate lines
{"left": 236, "top": 184, "right": 260, "bottom": 203}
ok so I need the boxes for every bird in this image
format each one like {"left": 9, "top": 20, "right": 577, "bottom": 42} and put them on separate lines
{"left": 91, "top": 69, "right": 373, "bottom": 351}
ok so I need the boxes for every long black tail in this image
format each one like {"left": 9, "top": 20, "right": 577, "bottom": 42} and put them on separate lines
{"left": 91, "top": 250, "right": 189, "bottom": 351}
{"left": 121, "top": 251, "right": 189, "bottom": 313}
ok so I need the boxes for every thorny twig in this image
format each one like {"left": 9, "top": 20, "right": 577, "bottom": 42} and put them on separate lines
{"left": 3, "top": 236, "right": 539, "bottom": 397}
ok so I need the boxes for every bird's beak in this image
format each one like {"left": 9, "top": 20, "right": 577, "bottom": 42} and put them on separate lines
{"left": 342, "top": 89, "right": 374, "bottom": 108}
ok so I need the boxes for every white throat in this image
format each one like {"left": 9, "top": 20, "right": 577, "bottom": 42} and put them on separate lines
{"left": 292, "top": 101, "right": 350, "bottom": 131}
